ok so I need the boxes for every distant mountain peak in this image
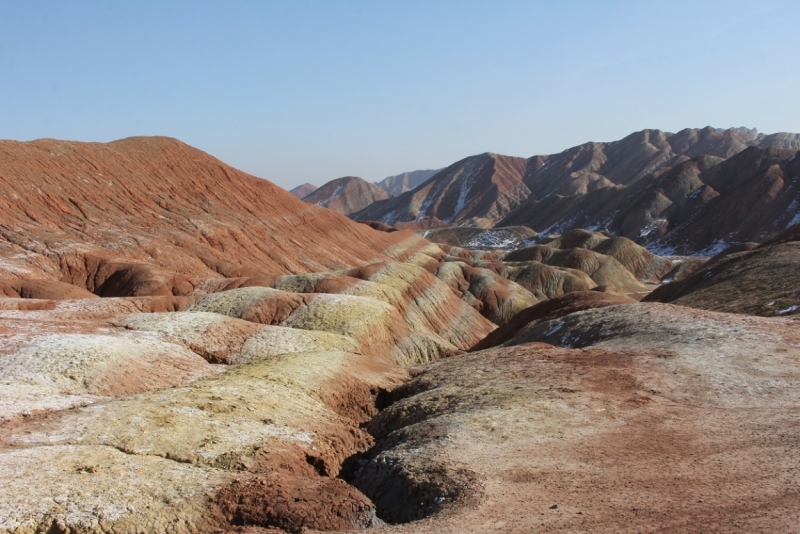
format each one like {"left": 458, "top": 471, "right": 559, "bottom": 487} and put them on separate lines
{"left": 375, "top": 168, "right": 443, "bottom": 196}
{"left": 301, "top": 175, "right": 392, "bottom": 215}
{"left": 289, "top": 182, "right": 317, "bottom": 199}
{"left": 350, "top": 127, "right": 800, "bottom": 251}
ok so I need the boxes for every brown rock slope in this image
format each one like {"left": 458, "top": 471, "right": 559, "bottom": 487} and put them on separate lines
{"left": 288, "top": 182, "right": 317, "bottom": 199}
{"left": 644, "top": 224, "right": 800, "bottom": 316}
{"left": 0, "top": 137, "right": 431, "bottom": 288}
{"left": 420, "top": 231, "right": 686, "bottom": 309}
{"left": 0, "top": 279, "right": 97, "bottom": 300}
{"left": 348, "top": 303, "right": 800, "bottom": 532}
{"left": 504, "top": 243, "right": 649, "bottom": 295}
{"left": 471, "top": 291, "right": 635, "bottom": 350}
{"left": 507, "top": 229, "right": 694, "bottom": 286}
{"left": 302, "top": 176, "right": 392, "bottom": 216}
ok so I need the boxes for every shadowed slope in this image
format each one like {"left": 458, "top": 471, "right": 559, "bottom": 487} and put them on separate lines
{"left": 644, "top": 226, "right": 800, "bottom": 316}
{"left": 500, "top": 143, "right": 800, "bottom": 255}
{"left": 352, "top": 128, "right": 799, "bottom": 248}
{"left": 353, "top": 153, "right": 531, "bottom": 226}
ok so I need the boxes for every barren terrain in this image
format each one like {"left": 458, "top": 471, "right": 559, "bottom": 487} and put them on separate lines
{"left": 1, "top": 136, "right": 799, "bottom": 533}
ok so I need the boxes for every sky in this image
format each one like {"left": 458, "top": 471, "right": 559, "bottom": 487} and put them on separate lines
{"left": 1, "top": 1, "right": 799, "bottom": 190}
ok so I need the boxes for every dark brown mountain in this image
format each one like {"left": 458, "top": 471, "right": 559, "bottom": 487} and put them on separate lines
{"left": 350, "top": 127, "right": 799, "bottom": 254}
{"left": 302, "top": 176, "right": 392, "bottom": 215}
{"left": 375, "top": 168, "right": 441, "bottom": 196}
{"left": 289, "top": 182, "right": 317, "bottom": 199}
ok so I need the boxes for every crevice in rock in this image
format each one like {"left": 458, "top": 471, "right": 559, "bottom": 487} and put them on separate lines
{"left": 305, "top": 453, "right": 329, "bottom": 477}
{"left": 338, "top": 380, "right": 478, "bottom": 525}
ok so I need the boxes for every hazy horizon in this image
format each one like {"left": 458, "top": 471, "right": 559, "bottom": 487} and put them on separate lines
{"left": 2, "top": 1, "right": 798, "bottom": 189}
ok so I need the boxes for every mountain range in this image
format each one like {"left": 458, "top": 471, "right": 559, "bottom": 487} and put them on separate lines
{"left": 341, "top": 127, "right": 800, "bottom": 254}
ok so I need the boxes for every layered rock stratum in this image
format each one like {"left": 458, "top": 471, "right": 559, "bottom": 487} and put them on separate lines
{"left": 0, "top": 137, "right": 435, "bottom": 284}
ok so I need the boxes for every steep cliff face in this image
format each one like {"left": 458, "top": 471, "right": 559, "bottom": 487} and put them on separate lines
{"left": 501, "top": 146, "right": 800, "bottom": 254}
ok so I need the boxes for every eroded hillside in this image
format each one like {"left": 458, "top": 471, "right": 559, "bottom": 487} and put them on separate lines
{"left": 1, "top": 137, "right": 799, "bottom": 533}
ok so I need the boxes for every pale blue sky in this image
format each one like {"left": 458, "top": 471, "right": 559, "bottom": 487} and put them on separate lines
{"left": 1, "top": 1, "right": 798, "bottom": 189}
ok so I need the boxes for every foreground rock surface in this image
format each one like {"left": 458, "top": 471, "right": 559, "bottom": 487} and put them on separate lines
{"left": 344, "top": 303, "right": 800, "bottom": 533}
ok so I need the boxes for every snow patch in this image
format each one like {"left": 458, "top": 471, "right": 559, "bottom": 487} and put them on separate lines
{"left": 785, "top": 195, "right": 800, "bottom": 228}
{"left": 643, "top": 241, "right": 677, "bottom": 256}
{"left": 700, "top": 239, "right": 732, "bottom": 257}
{"left": 449, "top": 176, "right": 473, "bottom": 223}
{"left": 418, "top": 158, "right": 481, "bottom": 222}
{"left": 545, "top": 323, "right": 564, "bottom": 337}
{"left": 778, "top": 305, "right": 799, "bottom": 316}
{"left": 462, "top": 229, "right": 528, "bottom": 250}
{"left": 316, "top": 184, "right": 344, "bottom": 208}
{"left": 639, "top": 218, "right": 667, "bottom": 239}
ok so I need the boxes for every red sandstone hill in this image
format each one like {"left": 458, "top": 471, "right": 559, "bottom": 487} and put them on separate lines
{"left": 289, "top": 182, "right": 317, "bottom": 199}
{"left": 302, "top": 176, "right": 392, "bottom": 215}
{"left": 0, "top": 137, "right": 430, "bottom": 289}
